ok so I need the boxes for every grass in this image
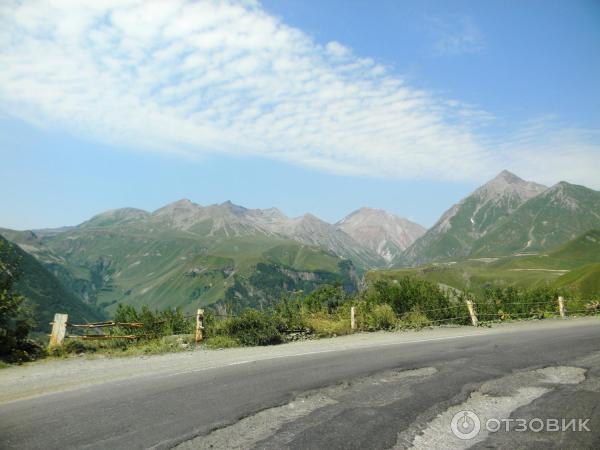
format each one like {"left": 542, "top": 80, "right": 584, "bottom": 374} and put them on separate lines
{"left": 553, "top": 263, "right": 600, "bottom": 298}
{"left": 303, "top": 314, "right": 352, "bottom": 337}
{"left": 46, "top": 334, "right": 197, "bottom": 359}
{"left": 203, "top": 335, "right": 240, "bottom": 349}
{"left": 368, "top": 257, "right": 569, "bottom": 298}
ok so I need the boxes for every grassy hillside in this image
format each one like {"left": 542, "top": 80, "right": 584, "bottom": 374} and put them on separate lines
{"left": 549, "top": 229, "right": 600, "bottom": 263}
{"left": 16, "top": 224, "right": 359, "bottom": 315}
{"left": 0, "top": 235, "right": 104, "bottom": 331}
{"left": 370, "top": 229, "right": 600, "bottom": 296}
{"left": 553, "top": 263, "right": 600, "bottom": 298}
{"left": 367, "top": 258, "right": 565, "bottom": 297}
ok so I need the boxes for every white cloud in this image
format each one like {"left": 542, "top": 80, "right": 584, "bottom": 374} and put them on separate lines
{"left": 325, "top": 41, "right": 351, "bottom": 58}
{"left": 426, "top": 15, "right": 486, "bottom": 56}
{"left": 0, "top": 0, "right": 598, "bottom": 188}
{"left": 496, "top": 118, "right": 600, "bottom": 189}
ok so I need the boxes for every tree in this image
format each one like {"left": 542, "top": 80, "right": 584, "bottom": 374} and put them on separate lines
{"left": 0, "top": 238, "right": 37, "bottom": 362}
{"left": 303, "top": 284, "right": 345, "bottom": 314}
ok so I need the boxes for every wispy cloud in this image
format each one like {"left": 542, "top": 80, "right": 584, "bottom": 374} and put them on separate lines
{"left": 0, "top": 0, "right": 598, "bottom": 188}
{"left": 496, "top": 117, "right": 600, "bottom": 189}
{"left": 426, "top": 15, "right": 486, "bottom": 56}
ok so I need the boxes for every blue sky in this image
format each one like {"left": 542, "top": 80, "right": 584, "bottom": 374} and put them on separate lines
{"left": 1, "top": 0, "right": 599, "bottom": 230}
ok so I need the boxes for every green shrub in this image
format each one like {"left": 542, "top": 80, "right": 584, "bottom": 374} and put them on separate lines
{"left": 366, "top": 303, "right": 397, "bottom": 330}
{"left": 274, "top": 297, "right": 304, "bottom": 331}
{"left": 113, "top": 304, "right": 193, "bottom": 340}
{"left": 303, "top": 314, "right": 351, "bottom": 337}
{"left": 399, "top": 308, "right": 432, "bottom": 329}
{"left": 475, "top": 286, "right": 562, "bottom": 321}
{"left": 364, "top": 277, "right": 454, "bottom": 321}
{"left": 303, "top": 285, "right": 346, "bottom": 314}
{"left": 224, "top": 310, "right": 283, "bottom": 346}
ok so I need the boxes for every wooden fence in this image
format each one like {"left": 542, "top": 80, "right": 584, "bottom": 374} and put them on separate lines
{"left": 49, "top": 296, "right": 594, "bottom": 349}
{"left": 48, "top": 309, "right": 205, "bottom": 348}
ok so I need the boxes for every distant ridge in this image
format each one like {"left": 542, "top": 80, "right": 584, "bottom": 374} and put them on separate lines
{"left": 74, "top": 200, "right": 421, "bottom": 269}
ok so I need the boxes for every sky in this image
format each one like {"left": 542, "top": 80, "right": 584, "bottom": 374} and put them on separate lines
{"left": 1, "top": 0, "right": 599, "bottom": 230}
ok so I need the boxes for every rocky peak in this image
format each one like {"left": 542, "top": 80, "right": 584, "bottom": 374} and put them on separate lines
{"left": 153, "top": 199, "right": 199, "bottom": 215}
{"left": 475, "top": 170, "right": 547, "bottom": 202}
{"left": 336, "top": 207, "right": 426, "bottom": 262}
{"left": 220, "top": 200, "right": 248, "bottom": 215}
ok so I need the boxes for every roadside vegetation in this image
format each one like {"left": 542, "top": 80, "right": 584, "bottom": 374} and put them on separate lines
{"left": 2, "top": 243, "right": 599, "bottom": 364}
{"left": 36, "top": 277, "right": 600, "bottom": 360}
{"left": 0, "top": 239, "right": 44, "bottom": 364}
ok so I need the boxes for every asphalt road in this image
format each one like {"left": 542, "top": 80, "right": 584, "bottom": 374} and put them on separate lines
{"left": 1, "top": 318, "right": 600, "bottom": 449}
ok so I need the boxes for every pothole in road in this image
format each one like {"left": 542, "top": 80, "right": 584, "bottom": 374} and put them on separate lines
{"left": 174, "top": 367, "right": 437, "bottom": 450}
{"left": 397, "top": 366, "right": 587, "bottom": 450}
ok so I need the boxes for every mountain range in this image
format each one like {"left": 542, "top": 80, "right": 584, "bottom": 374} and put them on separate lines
{"left": 1, "top": 169, "right": 599, "bottom": 319}
{"left": 400, "top": 171, "right": 600, "bottom": 266}
{"left": 76, "top": 199, "right": 423, "bottom": 269}
{"left": 0, "top": 203, "right": 424, "bottom": 316}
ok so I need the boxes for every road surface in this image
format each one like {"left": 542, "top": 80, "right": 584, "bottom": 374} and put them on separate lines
{"left": 1, "top": 317, "right": 599, "bottom": 449}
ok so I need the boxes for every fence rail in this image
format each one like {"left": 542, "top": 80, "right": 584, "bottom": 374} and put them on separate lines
{"left": 48, "top": 296, "right": 599, "bottom": 349}
{"left": 48, "top": 309, "right": 207, "bottom": 348}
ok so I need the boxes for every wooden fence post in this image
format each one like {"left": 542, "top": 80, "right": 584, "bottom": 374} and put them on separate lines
{"left": 558, "top": 296, "right": 566, "bottom": 319}
{"left": 49, "top": 313, "right": 68, "bottom": 348}
{"left": 350, "top": 306, "right": 356, "bottom": 330}
{"left": 195, "top": 309, "right": 204, "bottom": 344}
{"left": 466, "top": 300, "right": 478, "bottom": 327}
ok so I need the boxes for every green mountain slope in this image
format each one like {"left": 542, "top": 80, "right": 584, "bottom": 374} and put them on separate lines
{"left": 400, "top": 170, "right": 547, "bottom": 266}
{"left": 9, "top": 204, "right": 360, "bottom": 315}
{"left": 371, "top": 229, "right": 600, "bottom": 298}
{"left": 472, "top": 182, "right": 600, "bottom": 256}
{"left": 553, "top": 263, "right": 600, "bottom": 298}
{"left": 548, "top": 229, "right": 600, "bottom": 263}
{"left": 0, "top": 234, "right": 104, "bottom": 331}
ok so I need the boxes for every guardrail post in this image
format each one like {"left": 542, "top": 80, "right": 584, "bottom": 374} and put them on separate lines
{"left": 558, "top": 296, "right": 566, "bottom": 319}
{"left": 195, "top": 309, "right": 204, "bottom": 344}
{"left": 351, "top": 306, "right": 356, "bottom": 330}
{"left": 49, "top": 313, "right": 68, "bottom": 348}
{"left": 466, "top": 300, "right": 478, "bottom": 327}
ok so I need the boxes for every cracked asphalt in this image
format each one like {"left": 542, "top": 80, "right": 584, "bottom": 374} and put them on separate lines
{"left": 1, "top": 317, "right": 599, "bottom": 449}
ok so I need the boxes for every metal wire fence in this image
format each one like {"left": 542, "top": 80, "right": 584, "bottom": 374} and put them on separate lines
{"left": 49, "top": 296, "right": 600, "bottom": 347}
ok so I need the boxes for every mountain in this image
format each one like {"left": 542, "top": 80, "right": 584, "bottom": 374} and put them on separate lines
{"left": 79, "top": 207, "right": 150, "bottom": 228}
{"left": 471, "top": 182, "right": 600, "bottom": 256}
{"left": 0, "top": 234, "right": 104, "bottom": 331}
{"left": 401, "top": 170, "right": 547, "bottom": 266}
{"left": 259, "top": 212, "right": 385, "bottom": 269}
{"left": 143, "top": 200, "right": 385, "bottom": 268}
{"left": 336, "top": 208, "right": 425, "bottom": 264}
{"left": 78, "top": 200, "right": 384, "bottom": 268}
{"left": 3, "top": 201, "right": 363, "bottom": 315}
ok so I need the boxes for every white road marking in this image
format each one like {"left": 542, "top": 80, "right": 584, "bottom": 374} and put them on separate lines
{"left": 161, "top": 332, "right": 487, "bottom": 378}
